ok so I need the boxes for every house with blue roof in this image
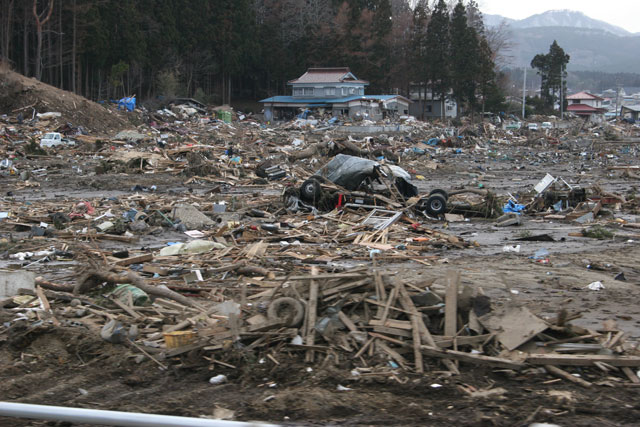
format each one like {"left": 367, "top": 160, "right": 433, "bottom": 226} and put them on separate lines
{"left": 259, "top": 67, "right": 411, "bottom": 122}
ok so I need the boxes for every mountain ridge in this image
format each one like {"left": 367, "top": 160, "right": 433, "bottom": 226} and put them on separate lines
{"left": 483, "top": 10, "right": 640, "bottom": 73}
{"left": 484, "top": 10, "right": 633, "bottom": 37}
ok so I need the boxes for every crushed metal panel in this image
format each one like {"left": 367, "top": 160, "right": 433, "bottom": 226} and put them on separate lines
{"left": 534, "top": 173, "right": 556, "bottom": 194}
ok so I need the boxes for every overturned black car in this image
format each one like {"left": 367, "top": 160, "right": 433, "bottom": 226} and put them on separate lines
{"left": 284, "top": 154, "right": 449, "bottom": 216}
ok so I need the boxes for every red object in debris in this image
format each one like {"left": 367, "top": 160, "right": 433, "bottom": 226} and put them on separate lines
{"left": 69, "top": 201, "right": 95, "bottom": 218}
{"left": 411, "top": 223, "right": 420, "bottom": 230}
{"left": 336, "top": 194, "right": 344, "bottom": 209}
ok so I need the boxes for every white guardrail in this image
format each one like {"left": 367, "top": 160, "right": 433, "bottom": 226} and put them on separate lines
{"left": 0, "top": 402, "right": 281, "bottom": 427}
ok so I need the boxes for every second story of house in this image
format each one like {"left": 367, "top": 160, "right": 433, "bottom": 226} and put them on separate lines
{"left": 288, "top": 67, "right": 368, "bottom": 98}
{"left": 567, "top": 91, "right": 604, "bottom": 108}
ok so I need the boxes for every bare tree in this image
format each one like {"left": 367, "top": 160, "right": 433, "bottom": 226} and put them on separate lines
{"left": 1, "top": 0, "right": 15, "bottom": 61}
{"left": 33, "top": 0, "right": 54, "bottom": 80}
{"left": 485, "top": 20, "right": 514, "bottom": 69}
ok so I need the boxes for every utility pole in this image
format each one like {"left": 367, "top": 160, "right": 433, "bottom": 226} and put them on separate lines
{"left": 522, "top": 67, "right": 527, "bottom": 119}
{"left": 560, "top": 69, "right": 564, "bottom": 120}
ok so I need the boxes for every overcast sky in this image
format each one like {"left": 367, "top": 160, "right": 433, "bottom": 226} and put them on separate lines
{"left": 478, "top": 0, "right": 640, "bottom": 33}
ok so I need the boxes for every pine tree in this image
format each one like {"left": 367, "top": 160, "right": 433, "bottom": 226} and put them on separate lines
{"left": 531, "top": 40, "right": 570, "bottom": 111}
{"left": 370, "top": 0, "right": 392, "bottom": 92}
{"left": 449, "top": 1, "right": 478, "bottom": 117}
{"left": 425, "top": 0, "right": 450, "bottom": 119}
{"left": 410, "top": 0, "right": 429, "bottom": 118}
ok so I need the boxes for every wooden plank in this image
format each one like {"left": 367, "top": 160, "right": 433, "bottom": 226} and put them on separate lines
{"left": 420, "top": 345, "right": 524, "bottom": 370}
{"left": 305, "top": 267, "right": 319, "bottom": 362}
{"left": 374, "top": 271, "right": 386, "bottom": 318}
{"left": 369, "top": 318, "right": 412, "bottom": 330}
{"left": 377, "top": 341, "right": 408, "bottom": 369}
{"left": 115, "top": 253, "right": 153, "bottom": 266}
{"left": 338, "top": 311, "right": 358, "bottom": 332}
{"left": 353, "top": 337, "right": 374, "bottom": 359}
{"left": 545, "top": 365, "right": 592, "bottom": 388}
{"left": 365, "top": 298, "right": 411, "bottom": 315}
{"left": 275, "top": 272, "right": 369, "bottom": 281}
{"left": 379, "top": 282, "right": 399, "bottom": 323}
{"left": 372, "top": 326, "right": 412, "bottom": 338}
{"left": 397, "top": 282, "right": 459, "bottom": 375}
{"left": 322, "top": 278, "right": 371, "bottom": 297}
{"left": 35, "top": 285, "right": 60, "bottom": 326}
{"left": 110, "top": 297, "right": 142, "bottom": 319}
{"left": 444, "top": 271, "right": 459, "bottom": 337}
{"left": 622, "top": 367, "right": 640, "bottom": 384}
{"left": 526, "top": 354, "right": 640, "bottom": 367}
{"left": 433, "top": 334, "right": 494, "bottom": 349}
{"left": 395, "top": 283, "right": 422, "bottom": 373}
{"left": 369, "top": 332, "right": 405, "bottom": 346}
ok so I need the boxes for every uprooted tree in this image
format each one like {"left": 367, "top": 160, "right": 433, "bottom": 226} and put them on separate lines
{"left": 531, "top": 40, "right": 570, "bottom": 112}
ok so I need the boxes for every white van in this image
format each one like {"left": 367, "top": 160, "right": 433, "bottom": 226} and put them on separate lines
{"left": 40, "top": 132, "right": 75, "bottom": 148}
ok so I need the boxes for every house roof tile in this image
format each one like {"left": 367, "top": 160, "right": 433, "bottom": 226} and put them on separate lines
{"left": 288, "top": 68, "right": 369, "bottom": 85}
{"left": 566, "top": 91, "right": 604, "bottom": 101}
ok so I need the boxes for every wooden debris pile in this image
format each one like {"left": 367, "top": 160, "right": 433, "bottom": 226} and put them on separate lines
{"left": 3, "top": 267, "right": 639, "bottom": 387}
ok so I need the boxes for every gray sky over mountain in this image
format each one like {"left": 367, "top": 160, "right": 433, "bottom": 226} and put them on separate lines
{"left": 478, "top": 0, "right": 640, "bottom": 33}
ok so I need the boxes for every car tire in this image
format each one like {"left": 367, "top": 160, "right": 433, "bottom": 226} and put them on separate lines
{"left": 428, "top": 188, "right": 448, "bottom": 201}
{"left": 426, "top": 194, "right": 447, "bottom": 216}
{"left": 267, "top": 297, "right": 304, "bottom": 327}
{"left": 300, "top": 178, "right": 323, "bottom": 202}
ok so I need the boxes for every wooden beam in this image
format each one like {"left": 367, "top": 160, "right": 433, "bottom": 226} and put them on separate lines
{"left": 35, "top": 285, "right": 60, "bottom": 326}
{"left": 338, "top": 311, "right": 358, "bottom": 332}
{"left": 526, "top": 354, "right": 640, "bottom": 367}
{"left": 398, "top": 282, "right": 459, "bottom": 375}
{"left": 115, "top": 253, "right": 153, "bottom": 266}
{"left": 369, "top": 318, "right": 412, "bottom": 330}
{"left": 545, "top": 365, "right": 592, "bottom": 388}
{"left": 305, "top": 267, "right": 319, "bottom": 362}
{"left": 420, "top": 345, "right": 523, "bottom": 370}
{"left": 444, "top": 271, "right": 459, "bottom": 337}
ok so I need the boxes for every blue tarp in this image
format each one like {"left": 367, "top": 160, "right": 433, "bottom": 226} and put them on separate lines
{"left": 118, "top": 96, "right": 136, "bottom": 112}
{"left": 503, "top": 199, "right": 526, "bottom": 214}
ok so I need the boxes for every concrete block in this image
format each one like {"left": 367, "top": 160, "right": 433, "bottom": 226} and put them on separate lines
{"left": 172, "top": 204, "right": 215, "bottom": 229}
{"left": 0, "top": 270, "right": 36, "bottom": 298}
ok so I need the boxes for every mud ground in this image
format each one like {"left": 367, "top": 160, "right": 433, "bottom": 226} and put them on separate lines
{"left": 1, "top": 137, "right": 640, "bottom": 426}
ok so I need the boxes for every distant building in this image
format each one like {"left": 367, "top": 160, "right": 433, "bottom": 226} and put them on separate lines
{"left": 259, "top": 67, "right": 410, "bottom": 122}
{"left": 408, "top": 82, "right": 457, "bottom": 119}
{"left": 566, "top": 91, "right": 607, "bottom": 119}
{"left": 620, "top": 105, "right": 640, "bottom": 121}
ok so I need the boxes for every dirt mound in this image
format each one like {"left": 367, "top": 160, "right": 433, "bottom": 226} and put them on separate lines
{"left": 0, "top": 65, "right": 131, "bottom": 135}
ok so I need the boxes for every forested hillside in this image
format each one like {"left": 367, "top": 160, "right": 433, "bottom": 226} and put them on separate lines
{"left": 0, "top": 0, "right": 501, "bottom": 112}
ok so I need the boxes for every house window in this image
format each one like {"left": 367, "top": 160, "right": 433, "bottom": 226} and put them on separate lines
{"left": 342, "top": 88, "right": 347, "bottom": 95}
{"left": 426, "top": 105, "right": 432, "bottom": 113}
{"left": 326, "top": 87, "right": 336, "bottom": 96}
{"left": 293, "top": 88, "right": 302, "bottom": 96}
{"left": 303, "top": 87, "right": 314, "bottom": 95}
{"left": 349, "top": 87, "right": 355, "bottom": 94}
{"left": 572, "top": 100, "right": 580, "bottom": 104}
{"left": 446, "top": 105, "right": 453, "bottom": 111}
{"left": 358, "top": 88, "right": 364, "bottom": 95}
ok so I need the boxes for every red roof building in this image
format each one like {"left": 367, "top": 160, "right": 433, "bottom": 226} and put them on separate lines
{"left": 566, "top": 91, "right": 606, "bottom": 117}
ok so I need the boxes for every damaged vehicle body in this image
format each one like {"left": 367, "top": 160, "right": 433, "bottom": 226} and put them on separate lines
{"left": 284, "top": 154, "right": 449, "bottom": 216}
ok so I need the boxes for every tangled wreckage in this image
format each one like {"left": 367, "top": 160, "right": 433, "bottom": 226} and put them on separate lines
{"left": 2, "top": 67, "right": 640, "bottom": 426}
